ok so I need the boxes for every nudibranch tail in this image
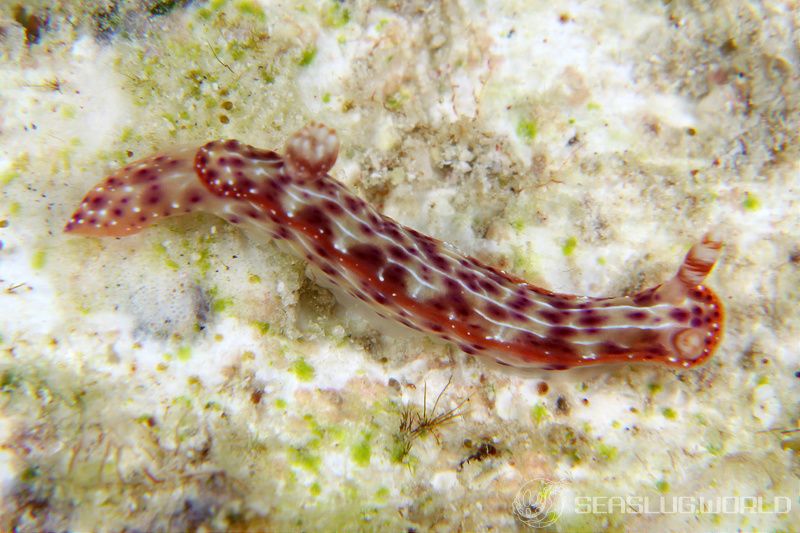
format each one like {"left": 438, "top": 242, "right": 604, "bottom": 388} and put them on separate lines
{"left": 64, "top": 146, "right": 221, "bottom": 237}
{"left": 65, "top": 123, "right": 724, "bottom": 371}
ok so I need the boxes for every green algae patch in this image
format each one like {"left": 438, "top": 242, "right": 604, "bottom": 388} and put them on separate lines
{"left": 153, "top": 242, "right": 180, "bottom": 271}
{"left": 253, "top": 321, "right": 271, "bottom": 335}
{"left": 516, "top": 118, "right": 538, "bottom": 141}
{"left": 351, "top": 432, "right": 372, "bottom": 467}
{"left": 207, "top": 286, "right": 233, "bottom": 313}
{"left": 743, "top": 192, "right": 760, "bottom": 211}
{"left": 213, "top": 296, "right": 234, "bottom": 313}
{"left": 1, "top": 153, "right": 29, "bottom": 188}
{"left": 562, "top": 236, "right": 578, "bottom": 256}
{"left": 706, "top": 442, "right": 724, "bottom": 456}
{"left": 176, "top": 345, "right": 192, "bottom": 361}
{"left": 385, "top": 89, "right": 411, "bottom": 111}
{"left": 235, "top": 0, "right": 266, "bottom": 21}
{"left": 661, "top": 407, "right": 677, "bottom": 420}
{"left": 30, "top": 249, "right": 47, "bottom": 270}
{"left": 274, "top": 398, "right": 287, "bottom": 409}
{"left": 1, "top": 169, "right": 19, "bottom": 187}
{"left": 597, "top": 442, "right": 618, "bottom": 462}
{"left": 290, "top": 358, "right": 315, "bottom": 382}
{"left": 322, "top": 1, "right": 350, "bottom": 28}
{"left": 531, "top": 402, "right": 550, "bottom": 426}
{"left": 655, "top": 479, "right": 670, "bottom": 493}
{"left": 298, "top": 46, "right": 317, "bottom": 66}
{"left": 289, "top": 446, "right": 320, "bottom": 473}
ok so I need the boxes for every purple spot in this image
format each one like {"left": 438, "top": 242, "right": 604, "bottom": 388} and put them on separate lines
{"left": 379, "top": 221, "right": 400, "bottom": 237}
{"left": 478, "top": 279, "right": 501, "bottom": 295}
{"left": 345, "top": 196, "right": 364, "bottom": 213}
{"left": 626, "top": 311, "right": 648, "bottom": 321}
{"left": 549, "top": 326, "right": 578, "bottom": 338}
{"left": 296, "top": 205, "right": 332, "bottom": 235}
{"left": 381, "top": 263, "right": 407, "bottom": 290}
{"left": 443, "top": 277, "right": 459, "bottom": 291}
{"left": 539, "top": 310, "right": 564, "bottom": 324}
{"left": 485, "top": 303, "right": 508, "bottom": 320}
{"left": 578, "top": 313, "right": 607, "bottom": 326}
{"left": 388, "top": 245, "right": 410, "bottom": 261}
{"left": 320, "top": 264, "right": 338, "bottom": 277}
{"left": 449, "top": 292, "right": 471, "bottom": 317}
{"left": 322, "top": 200, "right": 343, "bottom": 215}
{"left": 507, "top": 295, "right": 533, "bottom": 311}
{"left": 669, "top": 308, "right": 690, "bottom": 322}
{"left": 599, "top": 342, "right": 628, "bottom": 355}
{"left": 348, "top": 244, "right": 386, "bottom": 270}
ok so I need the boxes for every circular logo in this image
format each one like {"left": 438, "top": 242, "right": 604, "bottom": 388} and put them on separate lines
{"left": 512, "top": 478, "right": 566, "bottom": 528}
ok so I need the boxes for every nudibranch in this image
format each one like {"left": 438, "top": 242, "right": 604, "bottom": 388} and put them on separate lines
{"left": 65, "top": 124, "right": 724, "bottom": 370}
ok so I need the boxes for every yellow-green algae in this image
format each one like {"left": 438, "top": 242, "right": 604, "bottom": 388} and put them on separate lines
{"left": 290, "top": 357, "right": 315, "bottom": 382}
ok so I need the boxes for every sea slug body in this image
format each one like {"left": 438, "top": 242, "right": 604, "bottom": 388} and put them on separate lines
{"left": 65, "top": 124, "right": 724, "bottom": 370}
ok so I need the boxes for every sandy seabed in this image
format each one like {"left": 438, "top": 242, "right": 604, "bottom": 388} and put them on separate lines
{"left": 0, "top": 1, "right": 798, "bottom": 531}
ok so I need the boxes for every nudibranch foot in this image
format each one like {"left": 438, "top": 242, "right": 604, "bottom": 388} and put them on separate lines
{"left": 66, "top": 124, "right": 724, "bottom": 370}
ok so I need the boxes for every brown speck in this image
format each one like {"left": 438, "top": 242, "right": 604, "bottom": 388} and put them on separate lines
{"left": 221, "top": 100, "right": 233, "bottom": 110}
{"left": 720, "top": 38, "right": 737, "bottom": 54}
{"left": 13, "top": 5, "right": 46, "bottom": 46}
{"left": 556, "top": 396, "right": 570, "bottom": 415}
{"left": 251, "top": 390, "right": 263, "bottom": 404}
{"left": 219, "top": 114, "right": 229, "bottom": 124}
{"left": 536, "top": 381, "right": 549, "bottom": 395}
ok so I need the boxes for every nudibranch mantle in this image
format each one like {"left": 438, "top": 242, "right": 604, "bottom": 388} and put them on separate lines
{"left": 65, "top": 123, "right": 724, "bottom": 371}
